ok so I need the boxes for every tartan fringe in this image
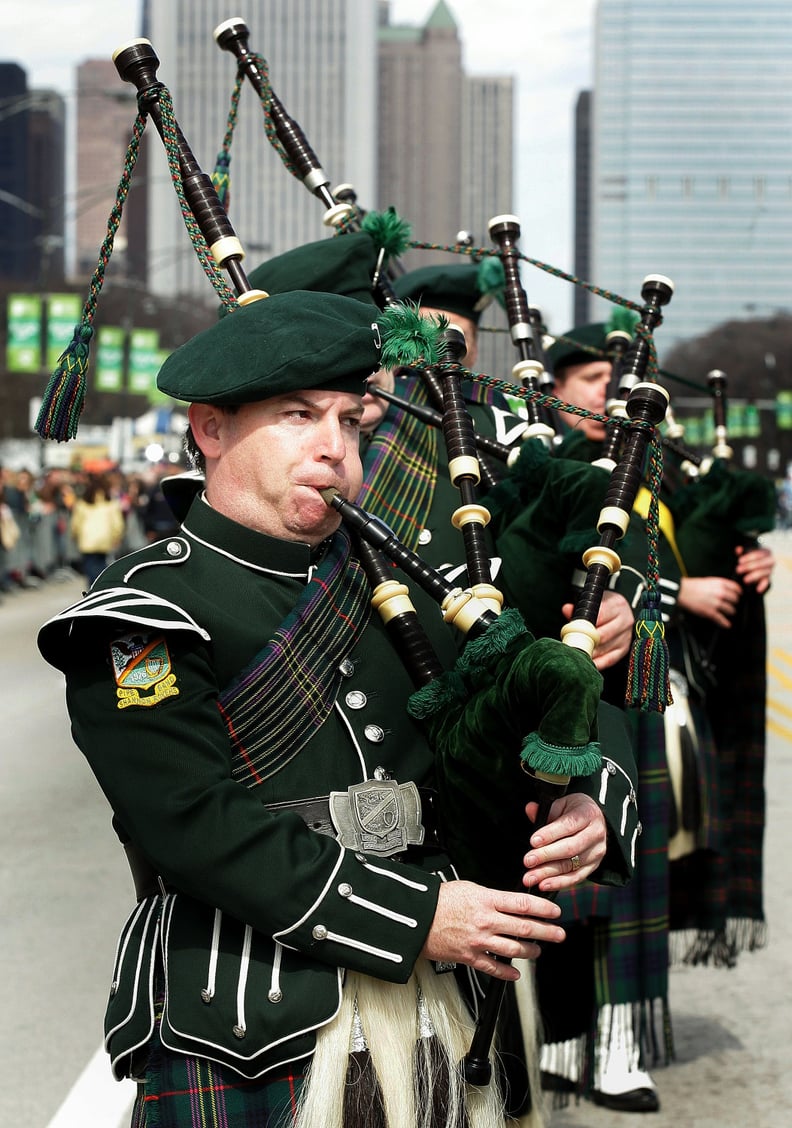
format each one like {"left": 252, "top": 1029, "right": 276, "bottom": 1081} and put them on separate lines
{"left": 670, "top": 918, "right": 769, "bottom": 969}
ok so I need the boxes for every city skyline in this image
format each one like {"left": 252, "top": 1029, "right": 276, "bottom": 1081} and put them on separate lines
{"left": 2, "top": 0, "right": 598, "bottom": 333}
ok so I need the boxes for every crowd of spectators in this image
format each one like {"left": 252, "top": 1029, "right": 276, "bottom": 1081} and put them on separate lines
{"left": 0, "top": 460, "right": 184, "bottom": 602}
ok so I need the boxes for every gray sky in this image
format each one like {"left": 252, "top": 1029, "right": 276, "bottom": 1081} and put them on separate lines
{"left": 4, "top": 0, "right": 598, "bottom": 331}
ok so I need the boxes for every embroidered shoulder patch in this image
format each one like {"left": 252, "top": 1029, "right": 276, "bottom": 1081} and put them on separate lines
{"left": 110, "top": 631, "right": 179, "bottom": 709}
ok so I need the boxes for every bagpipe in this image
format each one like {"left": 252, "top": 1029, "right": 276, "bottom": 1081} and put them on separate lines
{"left": 487, "top": 214, "right": 556, "bottom": 448}
{"left": 212, "top": 16, "right": 408, "bottom": 305}
{"left": 662, "top": 367, "right": 776, "bottom": 582}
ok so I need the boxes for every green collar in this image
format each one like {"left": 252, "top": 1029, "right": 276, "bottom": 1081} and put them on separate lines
{"left": 182, "top": 495, "right": 318, "bottom": 577}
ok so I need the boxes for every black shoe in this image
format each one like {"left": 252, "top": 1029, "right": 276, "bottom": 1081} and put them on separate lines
{"left": 590, "top": 1086, "right": 660, "bottom": 1112}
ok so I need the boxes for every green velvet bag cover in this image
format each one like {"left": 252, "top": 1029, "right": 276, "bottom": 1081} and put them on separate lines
{"left": 483, "top": 439, "right": 610, "bottom": 640}
{"left": 665, "top": 459, "right": 777, "bottom": 577}
{"left": 408, "top": 610, "right": 602, "bottom": 887}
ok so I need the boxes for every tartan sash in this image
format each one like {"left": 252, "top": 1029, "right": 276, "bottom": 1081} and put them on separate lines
{"left": 219, "top": 530, "right": 371, "bottom": 787}
{"left": 359, "top": 374, "right": 501, "bottom": 552}
{"left": 360, "top": 376, "right": 438, "bottom": 552}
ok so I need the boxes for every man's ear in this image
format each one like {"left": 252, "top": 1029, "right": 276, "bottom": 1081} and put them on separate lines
{"left": 188, "top": 402, "right": 223, "bottom": 460}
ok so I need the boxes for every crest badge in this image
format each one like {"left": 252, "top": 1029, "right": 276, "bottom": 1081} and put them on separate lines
{"left": 329, "top": 779, "right": 425, "bottom": 856}
{"left": 110, "top": 631, "right": 179, "bottom": 709}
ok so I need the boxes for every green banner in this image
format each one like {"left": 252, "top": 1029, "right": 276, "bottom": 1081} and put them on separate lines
{"left": 6, "top": 293, "right": 43, "bottom": 372}
{"left": 727, "top": 402, "right": 746, "bottom": 439}
{"left": 744, "top": 403, "right": 760, "bottom": 439}
{"left": 46, "top": 293, "right": 83, "bottom": 369}
{"left": 128, "top": 328, "right": 160, "bottom": 395}
{"left": 777, "top": 391, "right": 792, "bottom": 431}
{"left": 95, "top": 326, "right": 126, "bottom": 392}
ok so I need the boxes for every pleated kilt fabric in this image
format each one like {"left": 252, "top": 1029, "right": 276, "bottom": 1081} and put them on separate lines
{"left": 536, "top": 708, "right": 673, "bottom": 1092}
{"left": 130, "top": 1022, "right": 304, "bottom": 1128}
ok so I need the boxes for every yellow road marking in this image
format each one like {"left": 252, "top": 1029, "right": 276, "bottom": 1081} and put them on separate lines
{"left": 767, "top": 660, "right": 792, "bottom": 692}
{"left": 767, "top": 696, "right": 792, "bottom": 722}
{"left": 767, "top": 718, "right": 792, "bottom": 743}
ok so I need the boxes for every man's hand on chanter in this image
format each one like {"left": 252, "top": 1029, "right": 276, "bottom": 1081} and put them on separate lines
{"left": 421, "top": 880, "right": 565, "bottom": 980}
{"left": 522, "top": 792, "right": 607, "bottom": 893}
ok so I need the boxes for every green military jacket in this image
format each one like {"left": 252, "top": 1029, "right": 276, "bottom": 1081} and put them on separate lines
{"left": 38, "top": 492, "right": 639, "bottom": 1081}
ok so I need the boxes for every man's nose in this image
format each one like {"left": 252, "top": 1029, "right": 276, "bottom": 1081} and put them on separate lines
{"left": 316, "top": 415, "right": 346, "bottom": 461}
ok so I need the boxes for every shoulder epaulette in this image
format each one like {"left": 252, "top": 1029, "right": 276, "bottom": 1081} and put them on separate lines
{"left": 38, "top": 584, "right": 210, "bottom": 672}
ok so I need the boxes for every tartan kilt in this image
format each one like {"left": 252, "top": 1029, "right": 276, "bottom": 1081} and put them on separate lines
{"left": 536, "top": 708, "right": 672, "bottom": 1061}
{"left": 130, "top": 1019, "right": 304, "bottom": 1128}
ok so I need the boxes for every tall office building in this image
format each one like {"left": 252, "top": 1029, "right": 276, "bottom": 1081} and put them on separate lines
{"left": 590, "top": 0, "right": 792, "bottom": 348}
{"left": 0, "top": 65, "right": 65, "bottom": 283}
{"left": 75, "top": 60, "right": 146, "bottom": 282}
{"left": 461, "top": 75, "right": 514, "bottom": 242}
{"left": 142, "top": 0, "right": 377, "bottom": 299}
{"left": 572, "top": 90, "right": 592, "bottom": 328}
{"left": 377, "top": 0, "right": 462, "bottom": 249}
{"left": 0, "top": 63, "right": 32, "bottom": 281}
{"left": 378, "top": 1, "right": 514, "bottom": 251}
{"left": 0, "top": 65, "right": 66, "bottom": 284}
{"left": 377, "top": 1, "right": 515, "bottom": 376}
{"left": 24, "top": 88, "right": 66, "bottom": 283}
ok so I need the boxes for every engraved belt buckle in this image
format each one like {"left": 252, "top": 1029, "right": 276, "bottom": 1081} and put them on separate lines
{"left": 329, "top": 779, "right": 425, "bottom": 857}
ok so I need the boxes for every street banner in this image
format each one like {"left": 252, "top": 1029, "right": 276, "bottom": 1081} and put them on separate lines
{"left": 95, "top": 326, "right": 126, "bottom": 391}
{"left": 6, "top": 293, "right": 43, "bottom": 372}
{"left": 46, "top": 293, "right": 83, "bottom": 369}
{"left": 128, "top": 328, "right": 160, "bottom": 394}
{"left": 777, "top": 391, "right": 792, "bottom": 431}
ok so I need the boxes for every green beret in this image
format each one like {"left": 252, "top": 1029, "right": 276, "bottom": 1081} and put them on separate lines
{"left": 157, "top": 290, "right": 382, "bottom": 404}
{"left": 545, "top": 323, "right": 609, "bottom": 374}
{"left": 391, "top": 259, "right": 503, "bottom": 325}
{"left": 547, "top": 309, "right": 639, "bottom": 375}
{"left": 246, "top": 231, "right": 379, "bottom": 308}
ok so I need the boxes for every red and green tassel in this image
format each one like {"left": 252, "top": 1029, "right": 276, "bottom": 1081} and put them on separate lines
{"left": 34, "top": 323, "right": 94, "bottom": 442}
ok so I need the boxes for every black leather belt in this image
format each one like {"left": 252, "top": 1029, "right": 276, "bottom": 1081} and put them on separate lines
{"left": 126, "top": 785, "right": 444, "bottom": 902}
{"left": 265, "top": 785, "right": 443, "bottom": 855}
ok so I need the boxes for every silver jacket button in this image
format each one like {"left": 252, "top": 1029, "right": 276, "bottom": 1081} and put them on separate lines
{"left": 418, "top": 528, "right": 432, "bottom": 545}
{"left": 345, "top": 690, "right": 367, "bottom": 709}
{"left": 338, "top": 883, "right": 353, "bottom": 898}
{"left": 268, "top": 989, "right": 283, "bottom": 1003}
{"left": 339, "top": 658, "right": 355, "bottom": 677}
{"left": 607, "top": 761, "right": 617, "bottom": 775}
{"left": 364, "top": 724, "right": 385, "bottom": 743}
{"left": 166, "top": 540, "right": 183, "bottom": 557}
{"left": 232, "top": 1024, "right": 246, "bottom": 1039}
{"left": 312, "top": 924, "right": 328, "bottom": 940}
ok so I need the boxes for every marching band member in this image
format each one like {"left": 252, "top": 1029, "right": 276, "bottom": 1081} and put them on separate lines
{"left": 38, "top": 291, "right": 639, "bottom": 1128}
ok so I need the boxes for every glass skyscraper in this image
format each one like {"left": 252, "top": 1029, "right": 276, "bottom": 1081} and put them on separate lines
{"left": 590, "top": 0, "right": 792, "bottom": 348}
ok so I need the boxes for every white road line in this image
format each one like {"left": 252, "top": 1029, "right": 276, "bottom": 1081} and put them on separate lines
{"left": 46, "top": 1044, "right": 134, "bottom": 1128}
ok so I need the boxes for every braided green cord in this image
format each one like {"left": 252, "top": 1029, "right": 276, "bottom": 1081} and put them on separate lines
{"left": 248, "top": 53, "right": 300, "bottom": 179}
{"left": 211, "top": 69, "right": 244, "bottom": 207}
{"left": 156, "top": 87, "right": 238, "bottom": 311}
{"left": 406, "top": 238, "right": 710, "bottom": 393}
{"left": 34, "top": 110, "right": 148, "bottom": 441}
{"left": 85, "top": 110, "right": 146, "bottom": 322}
{"left": 219, "top": 69, "right": 244, "bottom": 156}
{"left": 644, "top": 434, "right": 664, "bottom": 594}
{"left": 409, "top": 239, "right": 642, "bottom": 319}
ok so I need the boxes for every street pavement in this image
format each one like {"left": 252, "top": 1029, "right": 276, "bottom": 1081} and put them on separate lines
{"left": 2, "top": 533, "right": 792, "bottom": 1127}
